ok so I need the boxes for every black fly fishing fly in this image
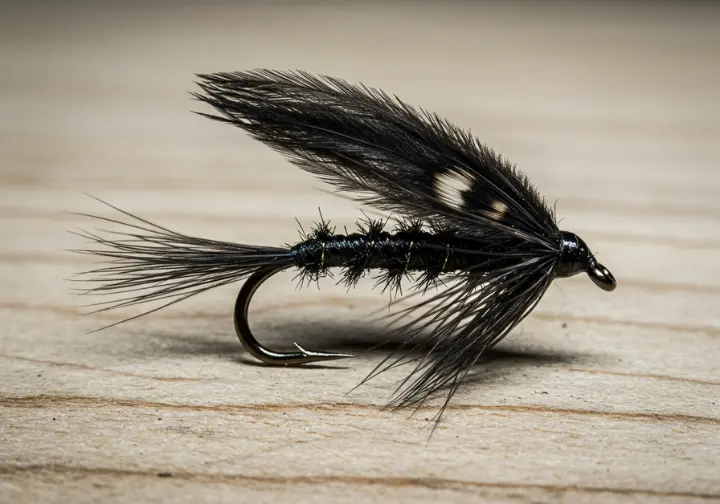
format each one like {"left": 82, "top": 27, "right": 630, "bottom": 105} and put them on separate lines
{"left": 70, "top": 70, "right": 617, "bottom": 427}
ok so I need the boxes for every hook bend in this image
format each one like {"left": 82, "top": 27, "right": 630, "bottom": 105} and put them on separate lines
{"left": 233, "top": 266, "right": 354, "bottom": 365}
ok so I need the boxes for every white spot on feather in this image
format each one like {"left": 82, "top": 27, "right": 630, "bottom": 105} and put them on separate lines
{"left": 486, "top": 200, "right": 509, "bottom": 221}
{"left": 433, "top": 168, "right": 474, "bottom": 210}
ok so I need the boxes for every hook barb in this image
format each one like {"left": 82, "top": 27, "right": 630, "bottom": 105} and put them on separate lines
{"left": 234, "top": 266, "right": 354, "bottom": 365}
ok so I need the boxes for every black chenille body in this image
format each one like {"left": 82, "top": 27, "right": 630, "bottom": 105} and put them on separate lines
{"left": 291, "top": 221, "right": 533, "bottom": 290}
{"left": 294, "top": 229, "right": 464, "bottom": 275}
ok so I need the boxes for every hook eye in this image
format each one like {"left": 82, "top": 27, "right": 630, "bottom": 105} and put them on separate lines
{"left": 588, "top": 263, "right": 616, "bottom": 291}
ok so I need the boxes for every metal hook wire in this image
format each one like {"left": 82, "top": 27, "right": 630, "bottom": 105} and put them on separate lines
{"left": 233, "top": 266, "right": 354, "bottom": 365}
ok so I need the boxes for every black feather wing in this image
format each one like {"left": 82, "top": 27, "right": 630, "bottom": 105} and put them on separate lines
{"left": 192, "top": 69, "right": 559, "bottom": 248}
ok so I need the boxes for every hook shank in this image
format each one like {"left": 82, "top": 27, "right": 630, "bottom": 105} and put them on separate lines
{"left": 233, "top": 266, "right": 353, "bottom": 365}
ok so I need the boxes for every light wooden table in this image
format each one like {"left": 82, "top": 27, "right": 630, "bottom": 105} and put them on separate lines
{"left": 1, "top": 2, "right": 718, "bottom": 503}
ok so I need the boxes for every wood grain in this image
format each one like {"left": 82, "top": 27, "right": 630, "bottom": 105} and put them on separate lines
{"left": 1, "top": 2, "right": 718, "bottom": 503}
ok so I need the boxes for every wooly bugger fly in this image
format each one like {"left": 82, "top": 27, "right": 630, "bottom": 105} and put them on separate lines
{"left": 71, "top": 70, "right": 616, "bottom": 427}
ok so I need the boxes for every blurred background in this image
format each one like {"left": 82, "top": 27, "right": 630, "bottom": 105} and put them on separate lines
{"left": 1, "top": 0, "right": 718, "bottom": 320}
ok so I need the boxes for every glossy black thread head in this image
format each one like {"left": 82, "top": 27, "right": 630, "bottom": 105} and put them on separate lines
{"left": 555, "top": 231, "right": 616, "bottom": 292}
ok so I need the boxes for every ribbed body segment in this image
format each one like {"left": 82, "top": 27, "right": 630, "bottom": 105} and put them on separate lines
{"left": 290, "top": 225, "right": 526, "bottom": 290}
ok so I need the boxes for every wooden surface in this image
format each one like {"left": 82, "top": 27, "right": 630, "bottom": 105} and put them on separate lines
{"left": 1, "top": 2, "right": 719, "bottom": 503}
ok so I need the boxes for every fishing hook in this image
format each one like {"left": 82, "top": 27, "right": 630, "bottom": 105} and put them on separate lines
{"left": 233, "top": 265, "right": 354, "bottom": 365}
